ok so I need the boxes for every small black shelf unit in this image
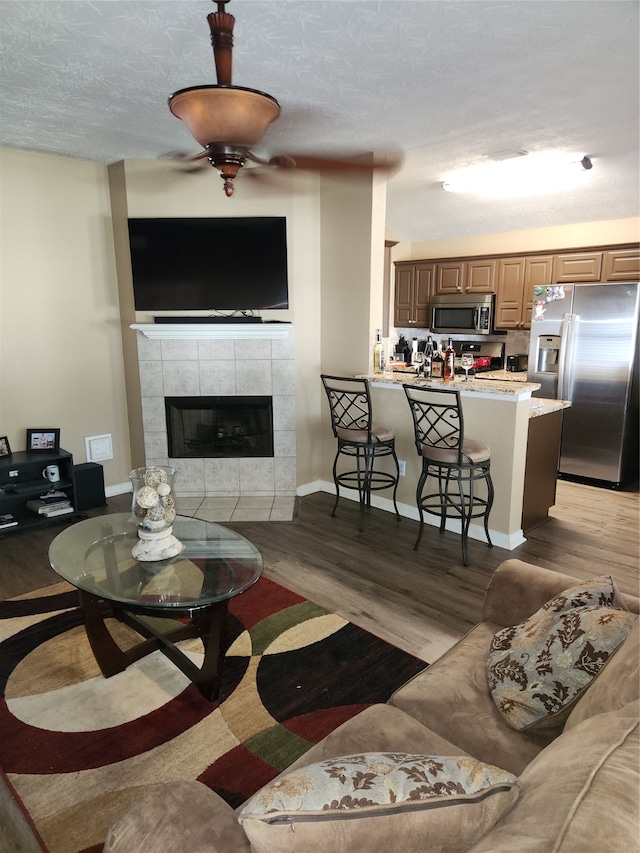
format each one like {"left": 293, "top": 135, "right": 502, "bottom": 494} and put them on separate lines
{"left": 0, "top": 448, "right": 80, "bottom": 534}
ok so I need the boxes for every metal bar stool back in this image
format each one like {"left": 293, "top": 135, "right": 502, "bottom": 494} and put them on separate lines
{"left": 403, "top": 384, "right": 493, "bottom": 565}
{"left": 321, "top": 375, "right": 400, "bottom": 531}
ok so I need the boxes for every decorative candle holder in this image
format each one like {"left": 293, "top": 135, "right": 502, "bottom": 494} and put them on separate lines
{"left": 129, "top": 466, "right": 183, "bottom": 561}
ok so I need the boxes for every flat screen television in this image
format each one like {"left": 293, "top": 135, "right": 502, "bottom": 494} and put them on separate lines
{"left": 127, "top": 217, "right": 288, "bottom": 311}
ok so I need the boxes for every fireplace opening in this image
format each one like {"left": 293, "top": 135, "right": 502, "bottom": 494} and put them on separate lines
{"left": 166, "top": 396, "right": 273, "bottom": 458}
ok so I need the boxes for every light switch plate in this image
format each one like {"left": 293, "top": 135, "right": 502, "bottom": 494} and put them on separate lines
{"left": 85, "top": 434, "right": 113, "bottom": 463}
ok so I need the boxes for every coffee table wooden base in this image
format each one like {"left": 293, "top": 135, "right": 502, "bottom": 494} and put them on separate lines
{"left": 79, "top": 590, "right": 228, "bottom": 701}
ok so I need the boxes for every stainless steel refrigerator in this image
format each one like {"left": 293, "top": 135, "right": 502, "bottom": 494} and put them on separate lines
{"left": 527, "top": 282, "right": 639, "bottom": 487}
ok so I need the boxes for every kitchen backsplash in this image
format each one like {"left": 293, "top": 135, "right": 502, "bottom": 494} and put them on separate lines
{"left": 392, "top": 327, "right": 531, "bottom": 358}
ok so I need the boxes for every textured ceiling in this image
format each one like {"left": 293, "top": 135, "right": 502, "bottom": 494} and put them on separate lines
{"left": 1, "top": 0, "right": 638, "bottom": 242}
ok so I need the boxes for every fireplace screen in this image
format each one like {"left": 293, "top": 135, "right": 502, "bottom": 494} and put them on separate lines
{"left": 166, "top": 396, "right": 273, "bottom": 458}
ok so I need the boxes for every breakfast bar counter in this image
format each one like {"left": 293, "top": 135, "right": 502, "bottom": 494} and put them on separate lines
{"left": 356, "top": 373, "right": 570, "bottom": 549}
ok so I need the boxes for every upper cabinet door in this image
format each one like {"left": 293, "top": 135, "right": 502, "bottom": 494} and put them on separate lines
{"left": 394, "top": 264, "right": 415, "bottom": 326}
{"left": 602, "top": 248, "right": 640, "bottom": 281}
{"left": 466, "top": 258, "right": 497, "bottom": 293}
{"left": 495, "top": 258, "right": 526, "bottom": 329}
{"left": 435, "top": 261, "right": 465, "bottom": 294}
{"left": 523, "top": 256, "right": 553, "bottom": 327}
{"left": 553, "top": 252, "right": 603, "bottom": 282}
{"left": 414, "top": 263, "right": 435, "bottom": 326}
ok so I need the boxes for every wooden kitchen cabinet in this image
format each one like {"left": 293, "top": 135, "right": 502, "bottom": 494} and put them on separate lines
{"left": 435, "top": 261, "right": 465, "bottom": 294}
{"left": 467, "top": 258, "right": 497, "bottom": 293}
{"left": 393, "top": 243, "right": 637, "bottom": 332}
{"left": 495, "top": 255, "right": 553, "bottom": 330}
{"left": 602, "top": 248, "right": 640, "bottom": 281}
{"left": 435, "top": 259, "right": 496, "bottom": 294}
{"left": 522, "top": 409, "right": 563, "bottom": 535}
{"left": 394, "top": 262, "right": 434, "bottom": 327}
{"left": 553, "top": 251, "right": 603, "bottom": 282}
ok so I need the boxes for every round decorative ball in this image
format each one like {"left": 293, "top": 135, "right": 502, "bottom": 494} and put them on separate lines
{"left": 136, "top": 485, "right": 160, "bottom": 509}
{"left": 143, "top": 467, "right": 168, "bottom": 488}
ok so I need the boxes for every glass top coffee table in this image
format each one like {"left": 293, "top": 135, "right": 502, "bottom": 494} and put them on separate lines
{"left": 49, "top": 513, "right": 263, "bottom": 700}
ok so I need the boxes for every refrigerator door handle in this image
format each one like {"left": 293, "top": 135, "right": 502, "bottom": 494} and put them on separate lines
{"left": 558, "top": 313, "right": 577, "bottom": 400}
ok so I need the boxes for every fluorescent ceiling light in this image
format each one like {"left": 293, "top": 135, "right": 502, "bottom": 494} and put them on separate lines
{"left": 441, "top": 152, "right": 593, "bottom": 196}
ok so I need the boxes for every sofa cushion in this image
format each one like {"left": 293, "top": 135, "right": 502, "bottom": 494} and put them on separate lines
{"left": 565, "top": 616, "right": 640, "bottom": 729}
{"left": 468, "top": 700, "right": 639, "bottom": 853}
{"left": 481, "top": 561, "right": 639, "bottom": 628}
{"left": 487, "top": 604, "right": 636, "bottom": 731}
{"left": 270, "top": 702, "right": 470, "bottom": 778}
{"left": 535, "top": 574, "right": 629, "bottom": 613}
{"left": 391, "top": 624, "right": 557, "bottom": 775}
{"left": 103, "top": 780, "right": 251, "bottom": 853}
{"left": 239, "top": 753, "right": 520, "bottom": 853}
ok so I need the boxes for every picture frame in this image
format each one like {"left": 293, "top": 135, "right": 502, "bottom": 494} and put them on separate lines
{"left": 26, "top": 428, "right": 60, "bottom": 453}
{"left": 0, "top": 436, "right": 11, "bottom": 458}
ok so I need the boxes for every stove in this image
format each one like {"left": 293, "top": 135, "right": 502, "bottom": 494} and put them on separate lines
{"left": 454, "top": 341, "right": 505, "bottom": 374}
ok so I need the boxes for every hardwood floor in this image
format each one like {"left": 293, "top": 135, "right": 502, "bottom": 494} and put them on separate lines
{"left": 0, "top": 479, "right": 637, "bottom": 665}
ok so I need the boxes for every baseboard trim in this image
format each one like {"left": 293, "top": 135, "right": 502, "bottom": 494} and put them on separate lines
{"left": 105, "top": 481, "right": 131, "bottom": 498}
{"left": 297, "top": 480, "right": 526, "bottom": 551}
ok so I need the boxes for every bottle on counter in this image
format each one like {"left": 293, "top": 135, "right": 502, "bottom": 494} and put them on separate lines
{"left": 431, "top": 341, "right": 444, "bottom": 379}
{"left": 411, "top": 337, "right": 419, "bottom": 364}
{"left": 424, "top": 336, "right": 434, "bottom": 378}
{"left": 444, "top": 337, "right": 456, "bottom": 382}
{"left": 373, "top": 329, "right": 384, "bottom": 374}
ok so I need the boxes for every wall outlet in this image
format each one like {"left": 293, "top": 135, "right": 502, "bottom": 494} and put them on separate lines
{"left": 398, "top": 460, "right": 406, "bottom": 477}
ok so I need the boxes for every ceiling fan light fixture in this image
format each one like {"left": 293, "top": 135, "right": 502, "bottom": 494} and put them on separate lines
{"left": 167, "top": 0, "right": 282, "bottom": 196}
{"left": 168, "top": 85, "right": 280, "bottom": 149}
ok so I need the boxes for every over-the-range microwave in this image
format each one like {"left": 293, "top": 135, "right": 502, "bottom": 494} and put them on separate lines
{"left": 430, "top": 293, "right": 495, "bottom": 336}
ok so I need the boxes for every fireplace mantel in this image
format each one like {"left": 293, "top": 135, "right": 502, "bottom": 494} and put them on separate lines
{"left": 131, "top": 323, "right": 292, "bottom": 340}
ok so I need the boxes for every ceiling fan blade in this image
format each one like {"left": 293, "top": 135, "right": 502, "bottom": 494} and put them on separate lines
{"left": 159, "top": 149, "right": 214, "bottom": 174}
{"left": 263, "top": 151, "right": 404, "bottom": 176}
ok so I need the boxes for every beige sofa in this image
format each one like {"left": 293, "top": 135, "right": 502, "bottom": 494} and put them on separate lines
{"left": 104, "top": 559, "right": 640, "bottom": 852}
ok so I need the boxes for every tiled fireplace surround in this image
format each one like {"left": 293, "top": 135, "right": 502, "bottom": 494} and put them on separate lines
{"left": 133, "top": 324, "right": 296, "bottom": 499}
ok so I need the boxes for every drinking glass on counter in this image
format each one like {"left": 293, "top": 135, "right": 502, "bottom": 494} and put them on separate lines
{"left": 461, "top": 353, "right": 475, "bottom": 381}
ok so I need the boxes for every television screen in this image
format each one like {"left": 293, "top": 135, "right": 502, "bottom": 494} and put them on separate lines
{"left": 128, "top": 217, "right": 288, "bottom": 311}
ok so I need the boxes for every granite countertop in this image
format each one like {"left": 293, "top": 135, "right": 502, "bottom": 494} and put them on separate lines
{"left": 478, "top": 369, "right": 528, "bottom": 382}
{"left": 360, "top": 373, "right": 571, "bottom": 418}
{"left": 361, "top": 372, "right": 541, "bottom": 397}
{"left": 528, "top": 398, "right": 572, "bottom": 418}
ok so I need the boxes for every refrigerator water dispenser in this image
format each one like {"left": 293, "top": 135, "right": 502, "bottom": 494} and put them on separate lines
{"left": 536, "top": 335, "right": 561, "bottom": 373}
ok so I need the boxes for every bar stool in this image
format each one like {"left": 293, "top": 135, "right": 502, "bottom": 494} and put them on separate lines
{"left": 403, "top": 384, "right": 493, "bottom": 566}
{"left": 321, "top": 375, "right": 400, "bottom": 531}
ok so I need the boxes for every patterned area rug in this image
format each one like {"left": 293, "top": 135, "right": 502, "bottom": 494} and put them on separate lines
{"left": 0, "top": 577, "right": 426, "bottom": 852}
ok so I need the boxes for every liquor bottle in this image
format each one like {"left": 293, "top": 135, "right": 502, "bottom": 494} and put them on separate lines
{"left": 444, "top": 337, "right": 456, "bottom": 381}
{"left": 431, "top": 341, "right": 444, "bottom": 379}
{"left": 424, "top": 336, "right": 433, "bottom": 378}
{"left": 373, "top": 329, "right": 384, "bottom": 374}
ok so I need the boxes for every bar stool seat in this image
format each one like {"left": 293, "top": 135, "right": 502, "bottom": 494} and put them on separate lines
{"left": 321, "top": 374, "right": 400, "bottom": 532}
{"left": 335, "top": 424, "right": 395, "bottom": 443}
{"left": 403, "top": 383, "right": 493, "bottom": 566}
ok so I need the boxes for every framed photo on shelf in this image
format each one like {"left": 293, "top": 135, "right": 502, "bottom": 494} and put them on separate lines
{"left": 26, "top": 428, "right": 60, "bottom": 453}
{"left": 0, "top": 436, "right": 11, "bottom": 458}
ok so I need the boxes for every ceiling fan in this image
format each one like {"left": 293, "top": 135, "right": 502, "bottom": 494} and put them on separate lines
{"left": 168, "top": 0, "right": 402, "bottom": 196}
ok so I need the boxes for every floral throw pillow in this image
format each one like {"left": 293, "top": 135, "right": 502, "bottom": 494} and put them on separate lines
{"left": 239, "top": 753, "right": 521, "bottom": 853}
{"left": 487, "top": 603, "right": 636, "bottom": 731}
{"left": 540, "top": 575, "right": 629, "bottom": 614}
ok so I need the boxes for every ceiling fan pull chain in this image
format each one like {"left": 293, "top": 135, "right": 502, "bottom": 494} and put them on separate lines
{"left": 208, "top": 1, "right": 234, "bottom": 86}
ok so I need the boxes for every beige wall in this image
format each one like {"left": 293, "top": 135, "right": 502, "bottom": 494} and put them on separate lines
{"left": 396, "top": 217, "right": 640, "bottom": 261}
{"left": 0, "top": 149, "right": 131, "bottom": 487}
{"left": 318, "top": 170, "right": 388, "bottom": 482}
